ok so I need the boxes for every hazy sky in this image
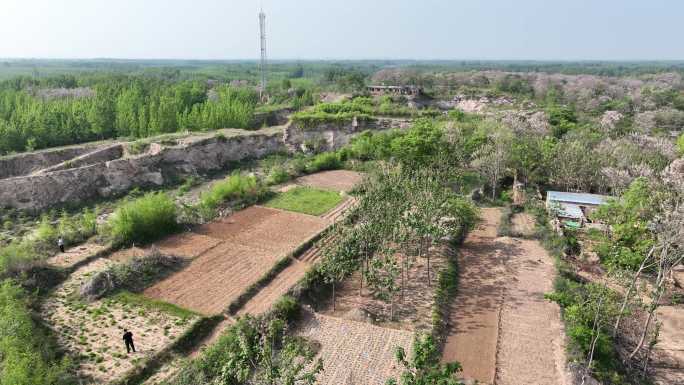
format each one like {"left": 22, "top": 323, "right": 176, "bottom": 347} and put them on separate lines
{"left": 1, "top": 0, "right": 683, "bottom": 60}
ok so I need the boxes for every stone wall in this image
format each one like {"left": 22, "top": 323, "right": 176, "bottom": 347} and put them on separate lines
{"left": 0, "top": 129, "right": 284, "bottom": 212}
{"left": 34, "top": 144, "right": 124, "bottom": 175}
{"left": 0, "top": 143, "right": 106, "bottom": 179}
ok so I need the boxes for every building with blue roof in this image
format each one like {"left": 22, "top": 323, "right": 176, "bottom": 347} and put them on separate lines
{"left": 546, "top": 191, "right": 611, "bottom": 225}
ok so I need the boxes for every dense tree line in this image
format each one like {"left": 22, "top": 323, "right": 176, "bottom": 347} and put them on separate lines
{"left": 0, "top": 75, "right": 258, "bottom": 154}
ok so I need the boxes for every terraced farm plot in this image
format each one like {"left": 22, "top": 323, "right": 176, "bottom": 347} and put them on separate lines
{"left": 294, "top": 169, "right": 364, "bottom": 192}
{"left": 296, "top": 312, "right": 413, "bottom": 385}
{"left": 41, "top": 257, "right": 199, "bottom": 384}
{"left": 321, "top": 246, "right": 449, "bottom": 331}
{"left": 264, "top": 186, "right": 343, "bottom": 216}
{"left": 143, "top": 206, "right": 328, "bottom": 315}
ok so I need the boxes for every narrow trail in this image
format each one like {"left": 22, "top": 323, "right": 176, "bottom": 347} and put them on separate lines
{"left": 441, "top": 208, "right": 570, "bottom": 385}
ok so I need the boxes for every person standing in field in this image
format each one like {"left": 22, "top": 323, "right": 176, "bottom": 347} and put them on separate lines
{"left": 58, "top": 237, "right": 65, "bottom": 253}
{"left": 123, "top": 329, "right": 136, "bottom": 354}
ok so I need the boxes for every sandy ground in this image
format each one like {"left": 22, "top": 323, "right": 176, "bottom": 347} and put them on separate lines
{"left": 495, "top": 237, "right": 571, "bottom": 385}
{"left": 441, "top": 207, "right": 570, "bottom": 385}
{"left": 510, "top": 212, "right": 536, "bottom": 237}
{"left": 279, "top": 170, "right": 364, "bottom": 193}
{"left": 144, "top": 206, "right": 328, "bottom": 315}
{"left": 41, "top": 257, "right": 198, "bottom": 384}
{"left": 295, "top": 311, "right": 413, "bottom": 385}
{"left": 46, "top": 242, "right": 109, "bottom": 269}
{"left": 651, "top": 306, "right": 684, "bottom": 385}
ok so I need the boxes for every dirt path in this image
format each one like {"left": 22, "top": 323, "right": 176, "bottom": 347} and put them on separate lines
{"left": 441, "top": 208, "right": 505, "bottom": 383}
{"left": 441, "top": 207, "right": 570, "bottom": 385}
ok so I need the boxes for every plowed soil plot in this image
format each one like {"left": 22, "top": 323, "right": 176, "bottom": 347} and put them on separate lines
{"left": 441, "top": 208, "right": 570, "bottom": 385}
{"left": 296, "top": 312, "right": 413, "bottom": 385}
{"left": 290, "top": 170, "right": 363, "bottom": 192}
{"left": 144, "top": 206, "right": 327, "bottom": 315}
{"left": 320, "top": 246, "right": 450, "bottom": 331}
{"left": 42, "top": 258, "right": 199, "bottom": 384}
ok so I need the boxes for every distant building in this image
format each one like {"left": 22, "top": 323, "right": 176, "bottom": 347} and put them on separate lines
{"left": 367, "top": 85, "right": 422, "bottom": 96}
{"left": 546, "top": 191, "right": 611, "bottom": 227}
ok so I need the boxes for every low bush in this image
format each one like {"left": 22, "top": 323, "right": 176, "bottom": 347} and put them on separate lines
{"left": 304, "top": 152, "right": 342, "bottom": 173}
{"left": 431, "top": 254, "right": 459, "bottom": 341}
{"left": 198, "top": 172, "right": 267, "bottom": 213}
{"left": 0, "top": 280, "right": 71, "bottom": 385}
{"left": 265, "top": 166, "right": 291, "bottom": 186}
{"left": 272, "top": 295, "right": 301, "bottom": 322}
{"left": 0, "top": 208, "right": 99, "bottom": 278}
{"left": 80, "top": 249, "right": 184, "bottom": 300}
{"left": 107, "top": 192, "right": 178, "bottom": 247}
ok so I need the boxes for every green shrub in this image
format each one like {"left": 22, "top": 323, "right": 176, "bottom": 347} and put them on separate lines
{"left": 272, "top": 295, "right": 301, "bottom": 322}
{"left": 199, "top": 172, "right": 267, "bottom": 213}
{"left": 0, "top": 280, "right": 71, "bottom": 385}
{"left": 81, "top": 249, "right": 184, "bottom": 300}
{"left": 304, "top": 152, "right": 341, "bottom": 173}
{"left": 107, "top": 192, "right": 178, "bottom": 246}
{"left": 265, "top": 166, "right": 291, "bottom": 186}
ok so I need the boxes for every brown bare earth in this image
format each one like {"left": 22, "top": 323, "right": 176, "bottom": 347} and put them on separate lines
{"left": 441, "top": 208, "right": 504, "bottom": 383}
{"left": 441, "top": 207, "right": 570, "bottom": 385}
{"left": 511, "top": 212, "right": 536, "bottom": 237}
{"left": 651, "top": 306, "right": 684, "bottom": 385}
{"left": 237, "top": 260, "right": 310, "bottom": 316}
{"left": 495, "top": 237, "right": 572, "bottom": 385}
{"left": 295, "top": 311, "right": 413, "bottom": 385}
{"left": 46, "top": 242, "right": 109, "bottom": 269}
{"left": 281, "top": 169, "right": 364, "bottom": 193}
{"left": 144, "top": 206, "right": 328, "bottom": 315}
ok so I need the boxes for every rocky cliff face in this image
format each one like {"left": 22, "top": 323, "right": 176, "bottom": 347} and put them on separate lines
{"left": 0, "top": 128, "right": 284, "bottom": 212}
{"left": 0, "top": 119, "right": 409, "bottom": 212}
{"left": 0, "top": 143, "right": 107, "bottom": 179}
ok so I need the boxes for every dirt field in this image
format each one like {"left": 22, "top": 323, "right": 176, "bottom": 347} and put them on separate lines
{"left": 46, "top": 242, "right": 109, "bottom": 269}
{"left": 280, "top": 169, "right": 363, "bottom": 193}
{"left": 510, "top": 212, "right": 536, "bottom": 237}
{"left": 42, "top": 257, "right": 198, "bottom": 384}
{"left": 651, "top": 306, "right": 684, "bottom": 385}
{"left": 144, "top": 206, "right": 328, "bottom": 315}
{"left": 320, "top": 246, "right": 450, "bottom": 331}
{"left": 441, "top": 207, "right": 570, "bottom": 385}
{"left": 295, "top": 311, "right": 413, "bottom": 385}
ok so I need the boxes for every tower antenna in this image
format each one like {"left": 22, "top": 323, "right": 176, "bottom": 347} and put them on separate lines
{"left": 258, "top": 7, "right": 267, "bottom": 101}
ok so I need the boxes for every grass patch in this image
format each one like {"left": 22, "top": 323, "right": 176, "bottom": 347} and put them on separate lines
{"left": 111, "top": 291, "right": 197, "bottom": 320}
{"left": 264, "top": 186, "right": 343, "bottom": 216}
{"left": 198, "top": 172, "right": 268, "bottom": 216}
{"left": 106, "top": 192, "right": 178, "bottom": 247}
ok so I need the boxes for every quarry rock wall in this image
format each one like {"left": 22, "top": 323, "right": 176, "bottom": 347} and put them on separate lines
{"left": 0, "top": 129, "right": 284, "bottom": 211}
{"left": 0, "top": 143, "right": 106, "bottom": 179}
{"left": 34, "top": 144, "right": 125, "bottom": 175}
{"left": 0, "top": 118, "right": 409, "bottom": 212}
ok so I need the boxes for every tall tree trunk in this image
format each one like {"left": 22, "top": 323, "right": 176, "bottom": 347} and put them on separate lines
{"left": 332, "top": 281, "right": 336, "bottom": 312}
{"left": 583, "top": 293, "right": 605, "bottom": 385}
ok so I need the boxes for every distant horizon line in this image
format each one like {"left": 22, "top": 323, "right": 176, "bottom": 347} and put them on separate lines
{"left": 2, "top": 57, "right": 684, "bottom": 63}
